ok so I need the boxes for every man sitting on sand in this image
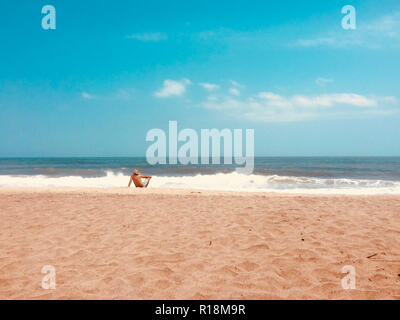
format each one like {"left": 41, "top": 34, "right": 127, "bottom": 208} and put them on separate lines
{"left": 128, "top": 169, "right": 152, "bottom": 188}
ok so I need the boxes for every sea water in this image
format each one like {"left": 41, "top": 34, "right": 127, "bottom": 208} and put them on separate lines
{"left": 0, "top": 157, "right": 399, "bottom": 194}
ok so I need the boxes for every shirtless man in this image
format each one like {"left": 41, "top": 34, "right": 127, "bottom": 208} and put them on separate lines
{"left": 128, "top": 169, "right": 152, "bottom": 188}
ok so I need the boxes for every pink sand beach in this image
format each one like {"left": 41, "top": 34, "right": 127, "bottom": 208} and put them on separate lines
{"left": 0, "top": 187, "right": 399, "bottom": 299}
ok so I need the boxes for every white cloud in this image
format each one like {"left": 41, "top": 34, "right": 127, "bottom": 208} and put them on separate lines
{"left": 256, "top": 92, "right": 379, "bottom": 108}
{"left": 203, "top": 91, "right": 398, "bottom": 122}
{"left": 199, "top": 82, "right": 220, "bottom": 91}
{"left": 294, "top": 11, "right": 400, "bottom": 49}
{"left": 296, "top": 37, "right": 343, "bottom": 48}
{"left": 80, "top": 89, "right": 134, "bottom": 101}
{"left": 230, "top": 80, "right": 242, "bottom": 87}
{"left": 229, "top": 87, "right": 240, "bottom": 96}
{"left": 81, "top": 92, "right": 94, "bottom": 99}
{"left": 114, "top": 89, "right": 132, "bottom": 101}
{"left": 155, "top": 79, "right": 191, "bottom": 98}
{"left": 316, "top": 77, "right": 333, "bottom": 86}
{"left": 126, "top": 32, "right": 167, "bottom": 42}
{"left": 228, "top": 80, "right": 244, "bottom": 95}
{"left": 365, "top": 11, "right": 400, "bottom": 38}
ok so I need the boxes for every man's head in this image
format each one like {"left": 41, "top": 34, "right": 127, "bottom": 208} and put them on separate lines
{"left": 133, "top": 169, "right": 139, "bottom": 176}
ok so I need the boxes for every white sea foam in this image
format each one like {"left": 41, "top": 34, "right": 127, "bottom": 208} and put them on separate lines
{"left": 1, "top": 171, "right": 400, "bottom": 194}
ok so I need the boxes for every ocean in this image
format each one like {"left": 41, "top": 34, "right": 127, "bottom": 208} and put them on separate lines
{"left": 0, "top": 157, "right": 400, "bottom": 194}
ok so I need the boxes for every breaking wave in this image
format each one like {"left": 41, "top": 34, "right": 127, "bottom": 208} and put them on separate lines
{"left": 1, "top": 171, "right": 400, "bottom": 194}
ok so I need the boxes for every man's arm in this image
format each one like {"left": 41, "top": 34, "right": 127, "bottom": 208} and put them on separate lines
{"left": 128, "top": 175, "right": 133, "bottom": 187}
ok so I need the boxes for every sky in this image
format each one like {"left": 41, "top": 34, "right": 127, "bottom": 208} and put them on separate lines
{"left": 0, "top": 0, "right": 399, "bottom": 157}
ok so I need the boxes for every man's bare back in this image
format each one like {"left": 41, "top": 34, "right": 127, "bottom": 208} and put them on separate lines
{"left": 128, "top": 169, "right": 152, "bottom": 188}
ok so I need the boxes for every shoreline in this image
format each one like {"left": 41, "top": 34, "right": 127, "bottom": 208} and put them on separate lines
{"left": 1, "top": 186, "right": 400, "bottom": 197}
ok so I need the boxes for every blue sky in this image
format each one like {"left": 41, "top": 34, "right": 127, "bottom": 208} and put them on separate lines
{"left": 0, "top": 0, "right": 399, "bottom": 157}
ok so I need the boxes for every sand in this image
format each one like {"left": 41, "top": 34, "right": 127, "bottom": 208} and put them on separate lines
{"left": 0, "top": 187, "right": 399, "bottom": 300}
